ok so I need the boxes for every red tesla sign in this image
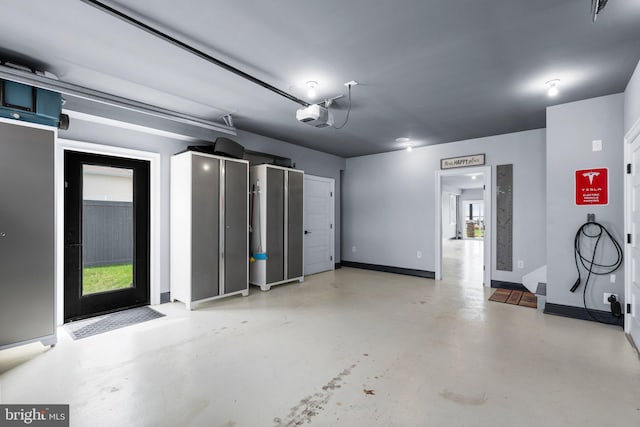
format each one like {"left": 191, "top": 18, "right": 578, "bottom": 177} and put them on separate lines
{"left": 575, "top": 168, "right": 608, "bottom": 205}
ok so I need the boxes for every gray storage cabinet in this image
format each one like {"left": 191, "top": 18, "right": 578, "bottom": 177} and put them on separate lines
{"left": 250, "top": 164, "right": 304, "bottom": 291}
{"left": 0, "top": 120, "right": 56, "bottom": 350}
{"left": 170, "top": 151, "right": 249, "bottom": 309}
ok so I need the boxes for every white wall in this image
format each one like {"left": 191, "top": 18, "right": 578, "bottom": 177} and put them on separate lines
{"left": 624, "top": 60, "right": 640, "bottom": 135}
{"left": 61, "top": 118, "right": 346, "bottom": 293}
{"left": 342, "top": 129, "right": 546, "bottom": 284}
{"left": 546, "top": 93, "right": 624, "bottom": 310}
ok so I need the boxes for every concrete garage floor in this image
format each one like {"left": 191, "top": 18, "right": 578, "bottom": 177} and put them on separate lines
{"left": 1, "top": 267, "right": 639, "bottom": 426}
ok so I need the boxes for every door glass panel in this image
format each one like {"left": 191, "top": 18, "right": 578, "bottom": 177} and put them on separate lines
{"left": 82, "top": 165, "right": 134, "bottom": 295}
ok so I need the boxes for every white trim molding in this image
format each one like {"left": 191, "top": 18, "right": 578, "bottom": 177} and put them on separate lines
{"left": 625, "top": 117, "right": 640, "bottom": 145}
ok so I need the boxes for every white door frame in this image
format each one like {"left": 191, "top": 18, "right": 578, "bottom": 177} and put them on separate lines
{"left": 303, "top": 174, "right": 335, "bottom": 275}
{"left": 624, "top": 118, "right": 640, "bottom": 336}
{"left": 55, "top": 139, "right": 161, "bottom": 325}
{"left": 435, "top": 166, "right": 492, "bottom": 286}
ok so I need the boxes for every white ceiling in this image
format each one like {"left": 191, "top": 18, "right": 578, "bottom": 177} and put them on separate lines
{"left": 1, "top": 1, "right": 639, "bottom": 157}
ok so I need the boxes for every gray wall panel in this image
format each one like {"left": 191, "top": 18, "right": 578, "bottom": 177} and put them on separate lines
{"left": 496, "top": 164, "right": 513, "bottom": 271}
{"left": 0, "top": 122, "right": 55, "bottom": 346}
{"left": 287, "top": 171, "right": 304, "bottom": 278}
{"left": 266, "top": 168, "right": 284, "bottom": 283}
{"left": 191, "top": 156, "right": 219, "bottom": 300}
{"left": 224, "top": 160, "right": 248, "bottom": 293}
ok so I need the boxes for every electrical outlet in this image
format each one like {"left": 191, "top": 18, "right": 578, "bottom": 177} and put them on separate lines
{"left": 592, "top": 139, "right": 602, "bottom": 152}
{"left": 610, "top": 274, "right": 616, "bottom": 283}
{"left": 517, "top": 260, "right": 524, "bottom": 269}
{"left": 417, "top": 251, "right": 422, "bottom": 259}
{"left": 352, "top": 246, "right": 356, "bottom": 253}
{"left": 603, "top": 292, "right": 618, "bottom": 304}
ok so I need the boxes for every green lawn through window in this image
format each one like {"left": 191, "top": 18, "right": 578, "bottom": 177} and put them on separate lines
{"left": 83, "top": 263, "right": 133, "bottom": 295}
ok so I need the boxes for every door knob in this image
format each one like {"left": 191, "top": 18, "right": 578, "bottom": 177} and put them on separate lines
{"left": 304, "top": 230, "right": 311, "bottom": 235}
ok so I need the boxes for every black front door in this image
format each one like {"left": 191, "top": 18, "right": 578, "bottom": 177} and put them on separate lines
{"left": 64, "top": 151, "right": 150, "bottom": 322}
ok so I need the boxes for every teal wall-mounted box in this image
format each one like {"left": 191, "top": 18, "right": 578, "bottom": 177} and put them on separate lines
{"left": 0, "top": 79, "right": 62, "bottom": 127}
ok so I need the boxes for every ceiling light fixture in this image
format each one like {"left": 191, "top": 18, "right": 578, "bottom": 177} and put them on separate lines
{"left": 306, "top": 81, "right": 318, "bottom": 99}
{"left": 546, "top": 79, "right": 560, "bottom": 97}
{"left": 394, "top": 137, "right": 413, "bottom": 151}
{"left": 471, "top": 175, "right": 477, "bottom": 180}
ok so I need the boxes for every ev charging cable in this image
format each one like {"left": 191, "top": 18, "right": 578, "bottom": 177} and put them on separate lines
{"left": 570, "top": 221, "right": 623, "bottom": 324}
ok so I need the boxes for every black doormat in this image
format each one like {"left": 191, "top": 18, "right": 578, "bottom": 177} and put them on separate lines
{"left": 65, "top": 306, "right": 165, "bottom": 340}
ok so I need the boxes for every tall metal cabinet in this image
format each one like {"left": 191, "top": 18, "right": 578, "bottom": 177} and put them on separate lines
{"left": 0, "top": 120, "right": 56, "bottom": 350}
{"left": 170, "top": 151, "right": 249, "bottom": 309}
{"left": 250, "top": 164, "right": 304, "bottom": 291}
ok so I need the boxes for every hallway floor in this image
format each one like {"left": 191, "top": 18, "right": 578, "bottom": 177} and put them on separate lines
{"left": 1, "top": 267, "right": 639, "bottom": 426}
{"left": 443, "top": 238, "right": 484, "bottom": 286}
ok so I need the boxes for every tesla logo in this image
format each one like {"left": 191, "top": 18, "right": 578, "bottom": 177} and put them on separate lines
{"left": 582, "top": 171, "right": 600, "bottom": 185}
{"left": 576, "top": 168, "right": 608, "bottom": 205}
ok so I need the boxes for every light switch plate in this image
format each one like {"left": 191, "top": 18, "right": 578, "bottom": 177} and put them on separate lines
{"left": 592, "top": 139, "right": 602, "bottom": 151}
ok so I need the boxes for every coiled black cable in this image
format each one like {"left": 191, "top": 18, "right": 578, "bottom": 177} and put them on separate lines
{"left": 570, "top": 221, "right": 623, "bottom": 325}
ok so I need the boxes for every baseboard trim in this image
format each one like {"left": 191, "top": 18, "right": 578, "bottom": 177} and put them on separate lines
{"left": 160, "top": 292, "right": 170, "bottom": 304}
{"left": 627, "top": 333, "right": 640, "bottom": 360}
{"left": 490, "top": 280, "right": 528, "bottom": 292}
{"left": 544, "top": 303, "right": 624, "bottom": 327}
{"left": 334, "top": 262, "right": 342, "bottom": 269}
{"left": 341, "top": 261, "right": 435, "bottom": 279}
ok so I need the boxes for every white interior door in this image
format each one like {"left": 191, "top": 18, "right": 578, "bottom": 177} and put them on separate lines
{"left": 626, "top": 132, "right": 640, "bottom": 346}
{"left": 303, "top": 175, "right": 335, "bottom": 276}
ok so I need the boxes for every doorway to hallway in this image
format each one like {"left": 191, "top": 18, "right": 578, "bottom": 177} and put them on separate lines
{"left": 436, "top": 167, "right": 491, "bottom": 286}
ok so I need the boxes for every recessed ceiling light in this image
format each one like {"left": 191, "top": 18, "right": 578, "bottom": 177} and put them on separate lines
{"left": 306, "top": 81, "right": 318, "bottom": 99}
{"left": 546, "top": 79, "right": 560, "bottom": 97}
{"left": 406, "top": 144, "right": 413, "bottom": 152}
{"left": 471, "top": 175, "right": 477, "bottom": 180}
{"left": 395, "top": 137, "right": 410, "bottom": 143}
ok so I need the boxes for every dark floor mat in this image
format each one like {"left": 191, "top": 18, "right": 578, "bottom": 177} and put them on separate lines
{"left": 65, "top": 306, "right": 164, "bottom": 340}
